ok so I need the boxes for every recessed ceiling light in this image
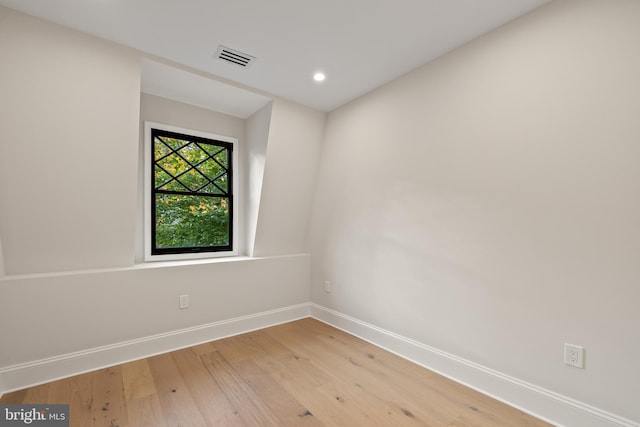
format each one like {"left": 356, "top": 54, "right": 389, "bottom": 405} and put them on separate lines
{"left": 313, "top": 72, "right": 326, "bottom": 82}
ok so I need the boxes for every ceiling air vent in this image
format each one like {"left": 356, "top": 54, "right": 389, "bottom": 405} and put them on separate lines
{"left": 214, "top": 45, "right": 256, "bottom": 69}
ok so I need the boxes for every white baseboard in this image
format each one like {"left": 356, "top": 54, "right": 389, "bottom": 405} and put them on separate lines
{"left": 0, "top": 303, "right": 311, "bottom": 397}
{"left": 2, "top": 302, "right": 637, "bottom": 427}
{"left": 310, "top": 304, "right": 638, "bottom": 427}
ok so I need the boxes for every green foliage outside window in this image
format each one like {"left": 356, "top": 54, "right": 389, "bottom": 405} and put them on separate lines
{"left": 152, "top": 132, "right": 232, "bottom": 252}
{"left": 155, "top": 194, "right": 229, "bottom": 248}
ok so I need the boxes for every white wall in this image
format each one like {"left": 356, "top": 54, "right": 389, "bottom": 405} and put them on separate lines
{"left": 308, "top": 0, "right": 640, "bottom": 423}
{"left": 0, "top": 238, "right": 5, "bottom": 277}
{"left": 0, "top": 7, "right": 140, "bottom": 275}
{"left": 245, "top": 103, "right": 273, "bottom": 256}
{"left": 0, "top": 256, "right": 310, "bottom": 367}
{"left": 253, "top": 98, "right": 325, "bottom": 256}
{"left": 0, "top": 6, "right": 320, "bottom": 394}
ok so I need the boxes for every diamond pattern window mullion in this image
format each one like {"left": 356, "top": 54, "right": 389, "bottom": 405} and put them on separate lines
{"left": 154, "top": 137, "right": 230, "bottom": 196}
{"left": 149, "top": 125, "right": 234, "bottom": 256}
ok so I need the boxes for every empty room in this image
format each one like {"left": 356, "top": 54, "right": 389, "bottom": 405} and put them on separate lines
{"left": 0, "top": 0, "right": 638, "bottom": 426}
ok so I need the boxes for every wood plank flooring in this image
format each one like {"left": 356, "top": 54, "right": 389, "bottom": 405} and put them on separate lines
{"left": 0, "top": 318, "right": 553, "bottom": 426}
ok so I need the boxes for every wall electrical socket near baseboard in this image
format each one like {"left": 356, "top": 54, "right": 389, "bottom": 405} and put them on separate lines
{"left": 179, "top": 294, "right": 189, "bottom": 309}
{"left": 324, "top": 280, "right": 331, "bottom": 293}
{"left": 564, "top": 343, "right": 585, "bottom": 369}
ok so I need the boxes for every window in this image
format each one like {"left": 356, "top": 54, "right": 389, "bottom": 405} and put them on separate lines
{"left": 144, "top": 122, "right": 238, "bottom": 261}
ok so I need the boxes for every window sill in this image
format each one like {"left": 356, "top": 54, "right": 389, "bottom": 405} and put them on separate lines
{"left": 134, "top": 255, "right": 252, "bottom": 270}
{"left": 0, "top": 255, "right": 253, "bottom": 281}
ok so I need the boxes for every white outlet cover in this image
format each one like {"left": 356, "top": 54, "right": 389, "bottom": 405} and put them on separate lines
{"left": 564, "top": 343, "right": 585, "bottom": 369}
{"left": 179, "top": 294, "right": 189, "bottom": 309}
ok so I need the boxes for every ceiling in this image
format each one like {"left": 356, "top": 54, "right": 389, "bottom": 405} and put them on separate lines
{"left": 0, "top": 0, "right": 550, "bottom": 113}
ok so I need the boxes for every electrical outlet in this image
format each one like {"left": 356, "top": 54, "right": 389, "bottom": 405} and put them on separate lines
{"left": 564, "top": 343, "right": 585, "bottom": 369}
{"left": 179, "top": 294, "right": 189, "bottom": 309}
{"left": 324, "top": 280, "right": 331, "bottom": 293}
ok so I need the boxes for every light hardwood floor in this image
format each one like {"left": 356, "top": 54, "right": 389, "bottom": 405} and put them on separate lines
{"left": 0, "top": 318, "right": 553, "bottom": 426}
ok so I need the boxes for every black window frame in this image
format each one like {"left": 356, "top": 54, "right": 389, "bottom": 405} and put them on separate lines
{"left": 150, "top": 127, "right": 234, "bottom": 256}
